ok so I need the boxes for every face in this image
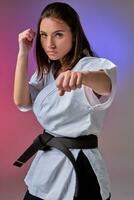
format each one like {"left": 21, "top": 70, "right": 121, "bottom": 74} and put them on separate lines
{"left": 40, "top": 17, "right": 73, "bottom": 62}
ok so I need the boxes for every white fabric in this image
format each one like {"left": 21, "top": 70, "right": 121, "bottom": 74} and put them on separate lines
{"left": 18, "top": 56, "right": 117, "bottom": 200}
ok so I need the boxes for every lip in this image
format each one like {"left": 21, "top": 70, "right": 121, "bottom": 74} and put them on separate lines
{"left": 47, "top": 51, "right": 57, "bottom": 54}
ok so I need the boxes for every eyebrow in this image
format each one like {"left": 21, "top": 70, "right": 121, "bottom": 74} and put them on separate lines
{"left": 40, "top": 30, "right": 65, "bottom": 34}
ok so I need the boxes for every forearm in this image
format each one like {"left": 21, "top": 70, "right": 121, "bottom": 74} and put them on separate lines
{"left": 14, "top": 53, "right": 32, "bottom": 106}
{"left": 81, "top": 70, "right": 111, "bottom": 96}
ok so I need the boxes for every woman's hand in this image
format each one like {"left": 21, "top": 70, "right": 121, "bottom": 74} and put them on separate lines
{"left": 18, "top": 28, "right": 36, "bottom": 55}
{"left": 56, "top": 70, "right": 83, "bottom": 96}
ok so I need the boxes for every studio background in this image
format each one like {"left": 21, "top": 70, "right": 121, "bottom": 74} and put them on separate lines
{"left": 0, "top": 0, "right": 134, "bottom": 199}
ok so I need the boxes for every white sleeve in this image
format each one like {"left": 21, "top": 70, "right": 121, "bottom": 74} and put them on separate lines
{"left": 81, "top": 57, "right": 117, "bottom": 110}
{"left": 17, "top": 71, "right": 45, "bottom": 112}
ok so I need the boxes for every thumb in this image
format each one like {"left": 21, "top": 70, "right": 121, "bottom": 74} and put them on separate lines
{"left": 58, "top": 89, "right": 65, "bottom": 96}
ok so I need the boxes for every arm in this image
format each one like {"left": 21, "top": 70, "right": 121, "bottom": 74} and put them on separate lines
{"left": 56, "top": 70, "right": 111, "bottom": 96}
{"left": 14, "top": 29, "right": 36, "bottom": 106}
{"left": 81, "top": 70, "right": 112, "bottom": 96}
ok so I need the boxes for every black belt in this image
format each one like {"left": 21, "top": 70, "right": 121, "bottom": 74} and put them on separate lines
{"left": 13, "top": 131, "right": 98, "bottom": 198}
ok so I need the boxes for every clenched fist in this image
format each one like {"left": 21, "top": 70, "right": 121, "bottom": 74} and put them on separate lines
{"left": 18, "top": 28, "right": 36, "bottom": 54}
{"left": 56, "top": 70, "right": 83, "bottom": 96}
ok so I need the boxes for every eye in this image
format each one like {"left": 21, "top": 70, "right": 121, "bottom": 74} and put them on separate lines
{"left": 40, "top": 32, "right": 47, "bottom": 38}
{"left": 55, "top": 33, "right": 63, "bottom": 38}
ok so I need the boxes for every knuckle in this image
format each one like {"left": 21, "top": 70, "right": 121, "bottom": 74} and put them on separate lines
{"left": 69, "top": 82, "right": 75, "bottom": 88}
{"left": 77, "top": 72, "right": 82, "bottom": 77}
{"left": 63, "top": 84, "right": 69, "bottom": 90}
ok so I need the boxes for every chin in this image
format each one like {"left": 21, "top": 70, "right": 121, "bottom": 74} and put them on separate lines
{"left": 48, "top": 56, "right": 60, "bottom": 61}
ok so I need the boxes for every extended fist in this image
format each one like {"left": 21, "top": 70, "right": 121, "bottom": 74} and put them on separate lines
{"left": 56, "top": 70, "right": 83, "bottom": 96}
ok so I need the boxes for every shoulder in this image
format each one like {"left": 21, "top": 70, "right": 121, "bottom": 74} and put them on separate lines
{"left": 74, "top": 56, "right": 117, "bottom": 71}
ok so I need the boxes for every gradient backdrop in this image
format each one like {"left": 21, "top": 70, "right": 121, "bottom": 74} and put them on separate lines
{"left": 0, "top": 0, "right": 134, "bottom": 199}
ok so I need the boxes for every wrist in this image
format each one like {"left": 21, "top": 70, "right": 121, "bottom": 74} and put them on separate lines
{"left": 81, "top": 71, "right": 91, "bottom": 86}
{"left": 18, "top": 51, "right": 29, "bottom": 58}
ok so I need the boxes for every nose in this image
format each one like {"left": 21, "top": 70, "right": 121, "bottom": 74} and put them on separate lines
{"left": 47, "top": 36, "right": 56, "bottom": 49}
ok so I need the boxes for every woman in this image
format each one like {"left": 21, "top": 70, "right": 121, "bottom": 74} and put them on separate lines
{"left": 13, "top": 2, "right": 116, "bottom": 200}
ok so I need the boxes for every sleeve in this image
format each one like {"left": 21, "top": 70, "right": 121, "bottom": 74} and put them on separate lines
{"left": 17, "top": 71, "right": 45, "bottom": 112}
{"left": 81, "top": 57, "right": 117, "bottom": 110}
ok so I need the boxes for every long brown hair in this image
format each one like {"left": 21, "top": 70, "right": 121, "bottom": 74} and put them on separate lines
{"left": 35, "top": 2, "right": 95, "bottom": 79}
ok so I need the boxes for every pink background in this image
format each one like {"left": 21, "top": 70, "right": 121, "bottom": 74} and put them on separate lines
{"left": 0, "top": 0, "right": 134, "bottom": 199}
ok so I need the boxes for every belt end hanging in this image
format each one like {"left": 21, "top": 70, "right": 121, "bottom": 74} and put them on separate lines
{"left": 13, "top": 160, "right": 24, "bottom": 167}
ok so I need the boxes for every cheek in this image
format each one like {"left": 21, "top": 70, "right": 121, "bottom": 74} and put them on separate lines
{"left": 59, "top": 38, "right": 72, "bottom": 52}
{"left": 64, "top": 43, "right": 72, "bottom": 53}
